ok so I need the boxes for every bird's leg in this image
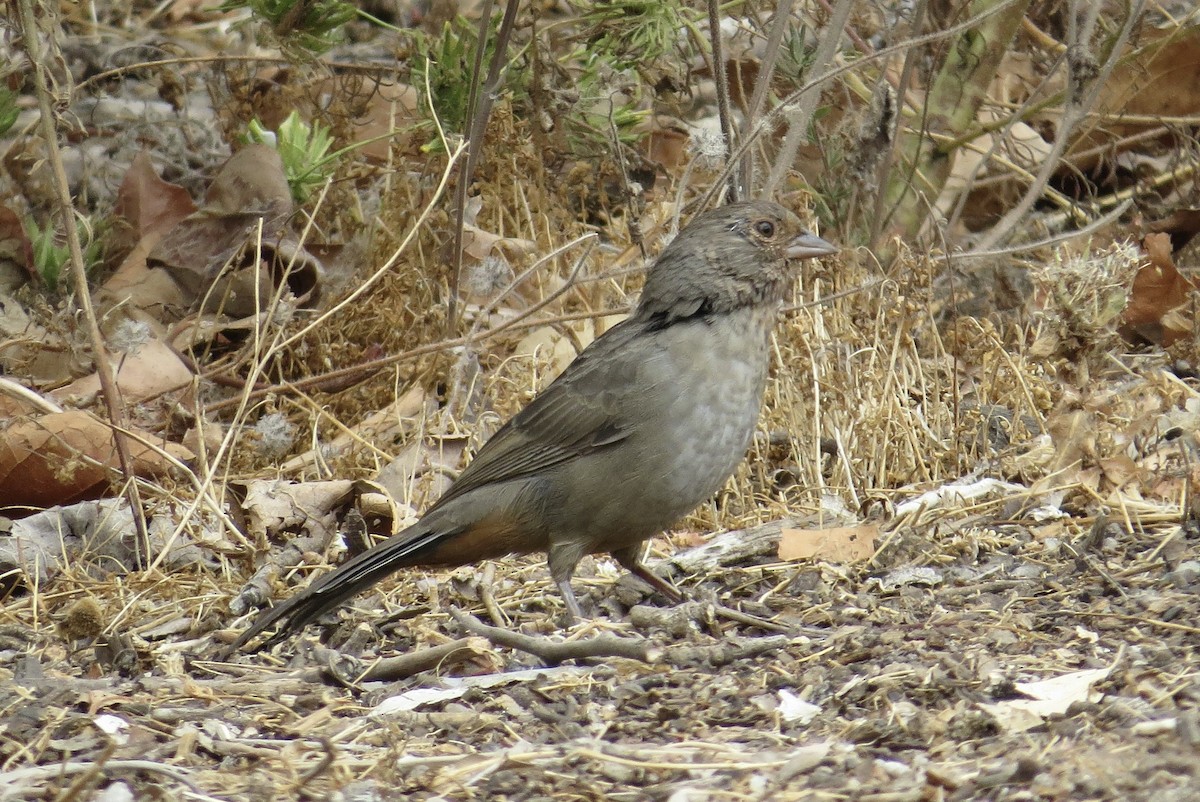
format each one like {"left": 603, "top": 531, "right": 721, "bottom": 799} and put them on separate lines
{"left": 548, "top": 541, "right": 588, "bottom": 624}
{"left": 556, "top": 578, "right": 584, "bottom": 624}
{"left": 612, "top": 544, "right": 684, "bottom": 604}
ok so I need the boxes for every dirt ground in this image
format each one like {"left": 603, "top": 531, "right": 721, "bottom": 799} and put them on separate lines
{"left": 4, "top": 505, "right": 1200, "bottom": 801}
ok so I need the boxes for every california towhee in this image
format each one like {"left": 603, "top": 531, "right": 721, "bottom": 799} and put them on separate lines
{"left": 235, "top": 200, "right": 836, "bottom": 649}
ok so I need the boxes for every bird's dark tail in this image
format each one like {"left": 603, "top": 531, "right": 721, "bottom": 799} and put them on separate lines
{"left": 232, "top": 521, "right": 461, "bottom": 651}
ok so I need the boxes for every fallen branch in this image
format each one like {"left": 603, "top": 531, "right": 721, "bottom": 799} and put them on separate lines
{"left": 449, "top": 608, "right": 662, "bottom": 664}
{"left": 665, "top": 635, "right": 794, "bottom": 667}
{"left": 629, "top": 600, "right": 794, "bottom": 635}
{"left": 351, "top": 637, "right": 490, "bottom": 683}
{"left": 669, "top": 518, "right": 796, "bottom": 573}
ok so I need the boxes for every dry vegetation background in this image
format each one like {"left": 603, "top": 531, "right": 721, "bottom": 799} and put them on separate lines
{"left": 3, "top": 0, "right": 1200, "bottom": 799}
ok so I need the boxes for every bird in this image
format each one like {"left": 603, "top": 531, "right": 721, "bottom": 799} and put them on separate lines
{"left": 234, "top": 199, "right": 836, "bottom": 650}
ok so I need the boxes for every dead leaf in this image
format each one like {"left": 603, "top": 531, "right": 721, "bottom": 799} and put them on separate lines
{"left": 1147, "top": 208, "right": 1200, "bottom": 252}
{"left": 1120, "top": 232, "right": 1197, "bottom": 345}
{"left": 643, "top": 116, "right": 690, "bottom": 171}
{"left": 154, "top": 223, "right": 328, "bottom": 316}
{"left": 50, "top": 337, "right": 194, "bottom": 407}
{"left": 0, "top": 411, "right": 193, "bottom": 508}
{"left": 238, "top": 479, "right": 355, "bottom": 541}
{"left": 0, "top": 204, "right": 34, "bottom": 282}
{"left": 778, "top": 524, "right": 878, "bottom": 562}
{"left": 99, "top": 256, "right": 187, "bottom": 320}
{"left": 114, "top": 151, "right": 197, "bottom": 242}
{"left": 320, "top": 77, "right": 421, "bottom": 161}
{"left": 139, "top": 147, "right": 325, "bottom": 316}
{"left": 203, "top": 143, "right": 293, "bottom": 216}
{"left": 514, "top": 322, "right": 595, "bottom": 378}
{"left": 0, "top": 289, "right": 75, "bottom": 385}
{"left": 0, "top": 378, "right": 61, "bottom": 419}
{"left": 1, "top": 497, "right": 215, "bottom": 589}
{"left": 944, "top": 116, "right": 1052, "bottom": 220}
{"left": 280, "top": 383, "right": 429, "bottom": 474}
{"left": 979, "top": 666, "right": 1113, "bottom": 733}
{"left": 1098, "top": 454, "right": 1141, "bottom": 490}
{"left": 375, "top": 436, "right": 468, "bottom": 508}
{"left": 461, "top": 223, "right": 538, "bottom": 263}
{"left": 101, "top": 146, "right": 306, "bottom": 320}
{"left": 1071, "top": 26, "right": 1200, "bottom": 160}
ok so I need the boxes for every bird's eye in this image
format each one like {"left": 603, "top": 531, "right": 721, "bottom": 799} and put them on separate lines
{"left": 755, "top": 220, "right": 775, "bottom": 237}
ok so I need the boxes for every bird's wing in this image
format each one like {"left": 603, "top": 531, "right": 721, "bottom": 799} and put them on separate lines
{"left": 429, "top": 317, "right": 649, "bottom": 510}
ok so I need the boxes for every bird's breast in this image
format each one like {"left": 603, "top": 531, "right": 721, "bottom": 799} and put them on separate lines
{"left": 554, "top": 304, "right": 779, "bottom": 549}
{"left": 645, "top": 304, "right": 776, "bottom": 496}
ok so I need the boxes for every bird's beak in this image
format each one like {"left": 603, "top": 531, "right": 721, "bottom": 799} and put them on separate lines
{"left": 787, "top": 232, "right": 838, "bottom": 259}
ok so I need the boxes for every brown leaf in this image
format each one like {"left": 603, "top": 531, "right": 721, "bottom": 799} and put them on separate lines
{"left": 374, "top": 435, "right": 468, "bottom": 506}
{"left": 0, "top": 295, "right": 75, "bottom": 386}
{"left": 114, "top": 151, "right": 197, "bottom": 242}
{"left": 643, "top": 117, "right": 690, "bottom": 172}
{"left": 148, "top": 211, "right": 271, "bottom": 303}
{"left": 238, "top": 478, "right": 356, "bottom": 540}
{"left": 0, "top": 411, "right": 193, "bottom": 508}
{"left": 1120, "top": 233, "right": 1197, "bottom": 345}
{"left": 1098, "top": 454, "right": 1141, "bottom": 491}
{"left": 1070, "top": 27, "right": 1200, "bottom": 164}
{"left": 99, "top": 255, "right": 187, "bottom": 321}
{"left": 1103, "top": 27, "right": 1200, "bottom": 122}
{"left": 514, "top": 322, "right": 595, "bottom": 378}
{"left": 101, "top": 154, "right": 201, "bottom": 319}
{"left": 461, "top": 223, "right": 538, "bottom": 263}
{"left": 203, "top": 143, "right": 293, "bottom": 216}
{"left": 0, "top": 204, "right": 34, "bottom": 281}
{"left": 1146, "top": 208, "right": 1200, "bottom": 253}
{"left": 334, "top": 78, "right": 421, "bottom": 161}
{"left": 127, "top": 146, "right": 323, "bottom": 317}
{"left": 778, "top": 524, "right": 878, "bottom": 563}
{"left": 50, "top": 338, "right": 194, "bottom": 407}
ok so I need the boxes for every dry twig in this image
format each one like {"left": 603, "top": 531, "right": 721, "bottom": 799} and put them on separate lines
{"left": 449, "top": 608, "right": 661, "bottom": 663}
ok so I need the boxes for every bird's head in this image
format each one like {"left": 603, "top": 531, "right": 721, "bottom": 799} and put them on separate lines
{"left": 636, "top": 200, "right": 837, "bottom": 325}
